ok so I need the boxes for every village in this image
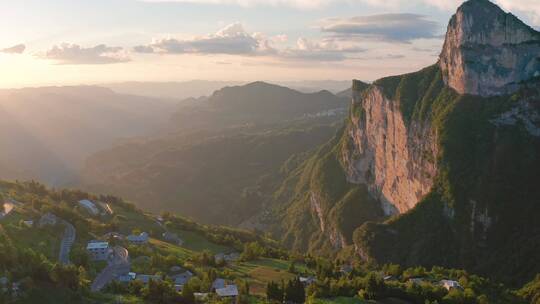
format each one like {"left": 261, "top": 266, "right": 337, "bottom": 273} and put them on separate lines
{"left": 0, "top": 186, "right": 490, "bottom": 304}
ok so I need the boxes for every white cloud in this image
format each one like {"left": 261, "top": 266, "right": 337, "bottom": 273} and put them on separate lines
{"left": 320, "top": 14, "right": 440, "bottom": 43}
{"left": 279, "top": 37, "right": 367, "bottom": 61}
{"left": 39, "top": 43, "right": 130, "bottom": 64}
{"left": 136, "top": 22, "right": 367, "bottom": 61}
{"left": 134, "top": 22, "right": 262, "bottom": 55}
{"left": 1, "top": 44, "right": 26, "bottom": 54}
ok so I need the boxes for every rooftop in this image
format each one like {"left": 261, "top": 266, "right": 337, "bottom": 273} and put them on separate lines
{"left": 87, "top": 242, "right": 109, "bottom": 250}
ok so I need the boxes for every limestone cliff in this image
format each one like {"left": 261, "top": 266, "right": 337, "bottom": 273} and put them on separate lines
{"left": 277, "top": 0, "right": 540, "bottom": 285}
{"left": 342, "top": 82, "right": 438, "bottom": 215}
{"left": 440, "top": 0, "right": 540, "bottom": 97}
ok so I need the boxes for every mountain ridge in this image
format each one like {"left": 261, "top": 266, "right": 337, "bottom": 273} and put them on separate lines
{"left": 275, "top": 0, "right": 540, "bottom": 286}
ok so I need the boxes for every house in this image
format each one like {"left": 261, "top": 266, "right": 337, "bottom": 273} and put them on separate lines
{"left": 78, "top": 199, "right": 99, "bottom": 216}
{"left": 216, "top": 284, "right": 239, "bottom": 299}
{"left": 116, "top": 272, "right": 136, "bottom": 283}
{"left": 127, "top": 232, "right": 149, "bottom": 244}
{"left": 215, "top": 252, "right": 240, "bottom": 263}
{"left": 212, "top": 278, "right": 226, "bottom": 290}
{"left": 38, "top": 212, "right": 57, "bottom": 227}
{"left": 162, "top": 232, "right": 183, "bottom": 245}
{"left": 299, "top": 276, "right": 316, "bottom": 287}
{"left": 86, "top": 241, "right": 111, "bottom": 261}
{"left": 174, "top": 284, "right": 183, "bottom": 292}
{"left": 23, "top": 220, "right": 33, "bottom": 227}
{"left": 440, "top": 280, "right": 462, "bottom": 291}
{"left": 172, "top": 271, "right": 193, "bottom": 285}
{"left": 136, "top": 274, "right": 161, "bottom": 284}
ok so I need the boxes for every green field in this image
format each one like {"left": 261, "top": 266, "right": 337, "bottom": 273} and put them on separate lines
{"left": 173, "top": 229, "right": 232, "bottom": 254}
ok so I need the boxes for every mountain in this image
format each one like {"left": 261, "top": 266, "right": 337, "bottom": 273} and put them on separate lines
{"left": 171, "top": 81, "right": 349, "bottom": 130}
{"left": 103, "top": 80, "right": 351, "bottom": 100}
{"left": 80, "top": 82, "right": 356, "bottom": 226}
{"left": 0, "top": 86, "right": 175, "bottom": 185}
{"left": 275, "top": 0, "right": 540, "bottom": 286}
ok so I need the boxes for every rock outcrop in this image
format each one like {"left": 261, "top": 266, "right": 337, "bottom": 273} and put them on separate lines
{"left": 342, "top": 84, "right": 438, "bottom": 215}
{"left": 440, "top": 0, "right": 540, "bottom": 97}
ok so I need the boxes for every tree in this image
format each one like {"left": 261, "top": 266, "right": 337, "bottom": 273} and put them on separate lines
{"left": 284, "top": 278, "right": 305, "bottom": 304}
{"left": 362, "top": 272, "right": 386, "bottom": 300}
{"left": 143, "top": 279, "right": 176, "bottom": 304}
{"left": 288, "top": 261, "right": 297, "bottom": 274}
{"left": 182, "top": 280, "right": 195, "bottom": 304}
{"left": 267, "top": 281, "right": 283, "bottom": 303}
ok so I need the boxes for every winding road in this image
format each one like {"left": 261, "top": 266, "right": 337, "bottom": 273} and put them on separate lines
{"left": 91, "top": 246, "right": 130, "bottom": 292}
{"left": 58, "top": 220, "right": 76, "bottom": 265}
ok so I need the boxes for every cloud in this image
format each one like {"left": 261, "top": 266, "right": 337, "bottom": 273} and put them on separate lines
{"left": 320, "top": 13, "right": 439, "bottom": 43}
{"left": 136, "top": 22, "right": 367, "bottom": 62}
{"left": 134, "top": 23, "right": 262, "bottom": 55}
{"left": 1, "top": 44, "right": 26, "bottom": 54}
{"left": 280, "top": 37, "right": 366, "bottom": 61}
{"left": 39, "top": 43, "right": 130, "bottom": 64}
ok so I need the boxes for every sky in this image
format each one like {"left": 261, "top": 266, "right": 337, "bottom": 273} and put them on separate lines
{"left": 0, "top": 0, "right": 538, "bottom": 88}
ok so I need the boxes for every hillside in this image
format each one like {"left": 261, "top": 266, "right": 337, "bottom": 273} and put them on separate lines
{"left": 0, "top": 86, "right": 175, "bottom": 185}
{"left": 82, "top": 122, "right": 340, "bottom": 226}
{"left": 171, "top": 82, "right": 349, "bottom": 130}
{"left": 275, "top": 0, "right": 540, "bottom": 287}
{"left": 81, "top": 82, "right": 353, "bottom": 226}
{"left": 0, "top": 180, "right": 529, "bottom": 304}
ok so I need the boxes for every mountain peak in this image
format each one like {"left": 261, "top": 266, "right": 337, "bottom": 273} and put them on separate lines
{"left": 439, "top": 0, "right": 540, "bottom": 96}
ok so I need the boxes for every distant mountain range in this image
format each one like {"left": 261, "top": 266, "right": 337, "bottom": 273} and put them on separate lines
{"left": 103, "top": 80, "right": 352, "bottom": 100}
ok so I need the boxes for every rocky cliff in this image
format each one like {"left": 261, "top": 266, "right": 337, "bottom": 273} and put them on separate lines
{"left": 342, "top": 81, "right": 438, "bottom": 215}
{"left": 440, "top": 0, "right": 540, "bottom": 97}
{"left": 277, "top": 0, "right": 540, "bottom": 285}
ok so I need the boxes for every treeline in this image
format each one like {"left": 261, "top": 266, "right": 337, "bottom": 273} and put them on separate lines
{"left": 287, "top": 255, "right": 526, "bottom": 304}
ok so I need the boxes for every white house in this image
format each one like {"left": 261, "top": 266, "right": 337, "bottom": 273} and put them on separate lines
{"left": 127, "top": 232, "right": 149, "bottom": 245}
{"left": 216, "top": 284, "right": 239, "bottom": 298}
{"left": 440, "top": 280, "right": 462, "bottom": 291}
{"left": 215, "top": 252, "right": 240, "bottom": 263}
{"left": 38, "top": 213, "right": 57, "bottom": 227}
{"left": 78, "top": 200, "right": 99, "bottom": 216}
{"left": 136, "top": 274, "right": 161, "bottom": 284}
{"left": 117, "top": 272, "right": 136, "bottom": 283}
{"left": 86, "top": 241, "right": 111, "bottom": 261}
{"left": 172, "top": 270, "right": 193, "bottom": 286}
{"left": 162, "top": 231, "right": 183, "bottom": 245}
{"left": 212, "top": 278, "right": 226, "bottom": 290}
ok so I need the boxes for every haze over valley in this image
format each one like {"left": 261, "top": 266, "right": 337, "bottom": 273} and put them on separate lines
{"left": 1, "top": 1, "right": 540, "bottom": 303}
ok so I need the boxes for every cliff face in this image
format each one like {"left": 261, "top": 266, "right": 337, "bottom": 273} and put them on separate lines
{"left": 278, "top": 0, "right": 540, "bottom": 285}
{"left": 342, "top": 84, "right": 438, "bottom": 215}
{"left": 440, "top": 0, "right": 540, "bottom": 97}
